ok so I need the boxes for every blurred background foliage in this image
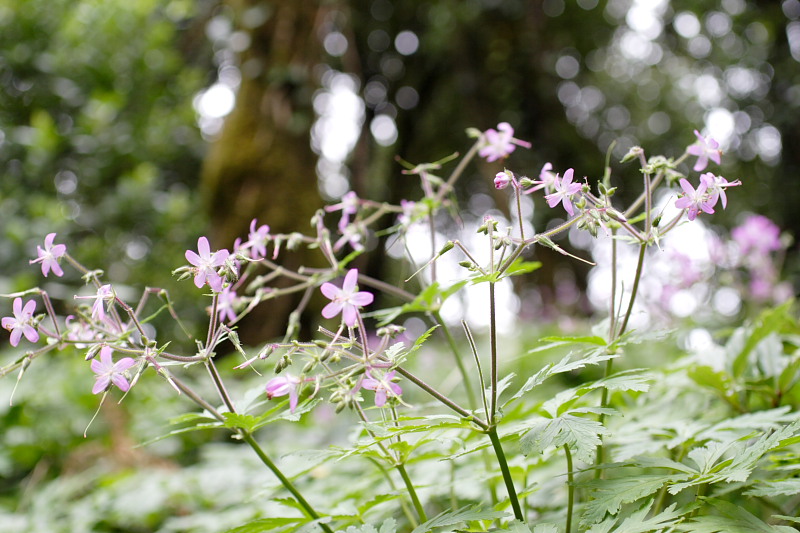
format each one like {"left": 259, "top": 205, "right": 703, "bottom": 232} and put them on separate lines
{"left": 1, "top": 0, "right": 799, "bottom": 530}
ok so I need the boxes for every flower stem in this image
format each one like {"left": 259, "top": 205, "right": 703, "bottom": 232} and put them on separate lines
{"left": 434, "top": 312, "right": 478, "bottom": 410}
{"left": 239, "top": 431, "right": 333, "bottom": 533}
{"left": 397, "top": 462, "right": 428, "bottom": 523}
{"left": 487, "top": 426, "right": 523, "bottom": 521}
{"left": 564, "top": 444, "right": 575, "bottom": 533}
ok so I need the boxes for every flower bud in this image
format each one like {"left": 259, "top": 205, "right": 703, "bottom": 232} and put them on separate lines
{"left": 494, "top": 170, "right": 513, "bottom": 190}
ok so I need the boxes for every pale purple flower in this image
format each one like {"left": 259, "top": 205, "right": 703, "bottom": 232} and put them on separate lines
{"left": 245, "top": 219, "right": 271, "bottom": 259}
{"left": 700, "top": 172, "right": 740, "bottom": 209}
{"left": 325, "top": 191, "right": 360, "bottom": 231}
{"left": 478, "top": 122, "right": 531, "bottom": 162}
{"left": 674, "top": 178, "right": 715, "bottom": 221}
{"left": 333, "top": 222, "right": 365, "bottom": 253}
{"left": 29, "top": 233, "right": 66, "bottom": 277}
{"left": 732, "top": 215, "right": 782, "bottom": 256}
{"left": 361, "top": 370, "right": 402, "bottom": 407}
{"left": 687, "top": 130, "right": 722, "bottom": 171}
{"left": 75, "top": 284, "right": 114, "bottom": 322}
{"left": 216, "top": 287, "right": 238, "bottom": 323}
{"left": 90, "top": 346, "right": 136, "bottom": 394}
{"left": 265, "top": 374, "right": 302, "bottom": 412}
{"left": 320, "top": 268, "right": 374, "bottom": 327}
{"left": 185, "top": 236, "right": 229, "bottom": 292}
{"left": 545, "top": 168, "right": 582, "bottom": 216}
{"left": 494, "top": 171, "right": 513, "bottom": 190}
{"left": 397, "top": 199, "right": 417, "bottom": 226}
{"left": 2, "top": 298, "right": 39, "bottom": 347}
{"left": 65, "top": 315, "right": 95, "bottom": 348}
{"left": 525, "top": 162, "right": 558, "bottom": 194}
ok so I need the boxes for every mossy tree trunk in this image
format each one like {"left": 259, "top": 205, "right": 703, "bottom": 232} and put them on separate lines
{"left": 201, "top": 0, "right": 325, "bottom": 341}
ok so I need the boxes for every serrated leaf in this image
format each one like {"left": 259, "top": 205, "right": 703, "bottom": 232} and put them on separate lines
{"left": 375, "top": 282, "right": 466, "bottom": 325}
{"left": 410, "top": 505, "right": 508, "bottom": 533}
{"left": 502, "top": 258, "right": 542, "bottom": 277}
{"left": 223, "top": 517, "right": 307, "bottom": 533}
{"left": 407, "top": 325, "right": 440, "bottom": 357}
{"left": 611, "top": 501, "right": 683, "bottom": 533}
{"left": 539, "top": 335, "right": 607, "bottom": 345}
{"left": 521, "top": 414, "right": 609, "bottom": 462}
{"left": 732, "top": 301, "right": 796, "bottom": 379}
{"left": 744, "top": 478, "right": 800, "bottom": 497}
{"left": 507, "top": 349, "right": 616, "bottom": 405}
{"left": 343, "top": 518, "right": 397, "bottom": 533}
{"left": 581, "top": 474, "right": 690, "bottom": 525}
{"left": 223, "top": 412, "right": 260, "bottom": 432}
{"left": 676, "top": 498, "right": 797, "bottom": 533}
{"left": 671, "top": 422, "right": 800, "bottom": 494}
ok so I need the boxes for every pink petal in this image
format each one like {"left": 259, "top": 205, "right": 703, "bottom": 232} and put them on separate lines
{"left": 93, "top": 376, "right": 110, "bottom": 394}
{"left": 343, "top": 269, "right": 359, "bottom": 292}
{"left": 350, "top": 291, "right": 374, "bottom": 306}
{"left": 562, "top": 168, "right": 574, "bottom": 185}
{"left": 374, "top": 389, "right": 387, "bottom": 407}
{"left": 185, "top": 250, "right": 202, "bottom": 266}
{"left": 9, "top": 329, "right": 21, "bottom": 347}
{"left": 12, "top": 298, "right": 21, "bottom": 316}
{"left": 320, "top": 282, "right": 340, "bottom": 300}
{"left": 23, "top": 326, "right": 38, "bottom": 344}
{"left": 111, "top": 374, "right": 131, "bottom": 392}
{"left": 322, "top": 301, "right": 343, "bottom": 319}
{"left": 342, "top": 305, "right": 357, "bottom": 327}
{"left": 197, "top": 237, "right": 211, "bottom": 257}
{"left": 22, "top": 300, "right": 36, "bottom": 317}
{"left": 193, "top": 271, "right": 207, "bottom": 289}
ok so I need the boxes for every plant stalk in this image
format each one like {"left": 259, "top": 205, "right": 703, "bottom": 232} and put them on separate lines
{"left": 487, "top": 427, "right": 523, "bottom": 521}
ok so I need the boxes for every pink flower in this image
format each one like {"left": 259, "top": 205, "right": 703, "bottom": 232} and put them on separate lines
{"left": 90, "top": 346, "right": 136, "bottom": 394}
{"left": 245, "top": 219, "right": 270, "bottom": 259}
{"left": 675, "top": 178, "right": 715, "bottom": 221}
{"left": 29, "top": 233, "right": 66, "bottom": 277}
{"left": 185, "top": 236, "right": 229, "bottom": 292}
{"left": 545, "top": 168, "right": 582, "bottom": 216}
{"left": 525, "top": 162, "right": 558, "bottom": 194}
{"left": 265, "top": 374, "right": 302, "bottom": 412}
{"left": 478, "top": 122, "right": 531, "bottom": 162}
{"left": 699, "top": 172, "right": 740, "bottom": 209}
{"left": 216, "top": 287, "right": 238, "bottom": 323}
{"left": 361, "top": 370, "right": 402, "bottom": 407}
{"left": 2, "top": 298, "right": 39, "bottom": 347}
{"left": 333, "top": 222, "right": 366, "bottom": 253}
{"left": 732, "top": 215, "right": 782, "bottom": 256}
{"left": 686, "top": 130, "right": 722, "bottom": 171}
{"left": 75, "top": 284, "right": 114, "bottom": 322}
{"left": 397, "top": 199, "right": 419, "bottom": 226}
{"left": 320, "top": 269, "right": 374, "bottom": 327}
{"left": 325, "top": 191, "right": 360, "bottom": 232}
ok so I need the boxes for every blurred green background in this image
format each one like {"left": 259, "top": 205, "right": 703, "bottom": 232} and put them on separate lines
{"left": 1, "top": 0, "right": 798, "bottom": 530}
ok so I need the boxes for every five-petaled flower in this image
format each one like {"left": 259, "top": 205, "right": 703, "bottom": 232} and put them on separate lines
{"left": 245, "top": 219, "right": 271, "bottom": 260}
{"left": 2, "top": 298, "right": 39, "bottom": 347}
{"left": 325, "top": 191, "right": 360, "bottom": 232}
{"left": 687, "top": 130, "right": 722, "bottom": 171}
{"left": 361, "top": 370, "right": 402, "bottom": 407}
{"left": 30, "top": 233, "right": 67, "bottom": 277}
{"left": 525, "top": 162, "right": 559, "bottom": 194}
{"left": 185, "top": 236, "right": 230, "bottom": 292}
{"left": 320, "top": 269, "right": 374, "bottom": 327}
{"left": 699, "top": 172, "right": 740, "bottom": 209}
{"left": 75, "top": 284, "right": 115, "bottom": 322}
{"left": 216, "top": 287, "right": 238, "bottom": 323}
{"left": 675, "top": 178, "right": 715, "bottom": 221}
{"left": 545, "top": 168, "right": 583, "bottom": 216}
{"left": 265, "top": 374, "right": 302, "bottom": 412}
{"left": 90, "top": 346, "right": 136, "bottom": 394}
{"left": 478, "top": 122, "right": 531, "bottom": 162}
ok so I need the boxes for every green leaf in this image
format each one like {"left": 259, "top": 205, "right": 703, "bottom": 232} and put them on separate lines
{"left": 507, "top": 349, "right": 616, "bottom": 405}
{"left": 744, "top": 478, "right": 800, "bottom": 497}
{"left": 520, "top": 414, "right": 609, "bottom": 462}
{"left": 406, "top": 325, "right": 441, "bottom": 357}
{"left": 581, "top": 474, "right": 690, "bottom": 525}
{"left": 375, "top": 282, "right": 466, "bottom": 325}
{"left": 222, "top": 412, "right": 260, "bottom": 432}
{"left": 676, "top": 498, "right": 797, "bottom": 532}
{"left": 609, "top": 501, "right": 683, "bottom": 533}
{"left": 732, "top": 301, "right": 796, "bottom": 379}
{"left": 223, "top": 517, "right": 307, "bottom": 533}
{"left": 410, "top": 505, "right": 508, "bottom": 533}
{"left": 501, "top": 258, "right": 542, "bottom": 277}
{"left": 342, "top": 518, "right": 397, "bottom": 533}
{"left": 539, "top": 335, "right": 607, "bottom": 345}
